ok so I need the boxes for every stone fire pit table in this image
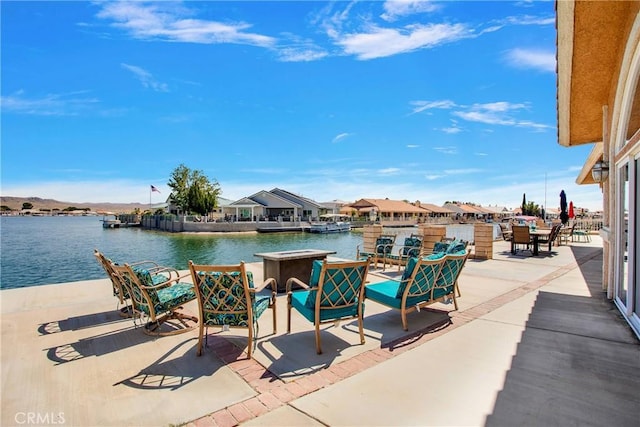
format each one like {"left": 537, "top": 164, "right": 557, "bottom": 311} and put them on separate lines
{"left": 253, "top": 249, "right": 337, "bottom": 293}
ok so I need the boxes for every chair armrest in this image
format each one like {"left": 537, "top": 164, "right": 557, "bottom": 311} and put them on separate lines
{"left": 129, "top": 260, "right": 160, "bottom": 268}
{"left": 286, "top": 277, "right": 311, "bottom": 293}
{"left": 141, "top": 273, "right": 190, "bottom": 290}
{"left": 253, "top": 277, "right": 277, "bottom": 292}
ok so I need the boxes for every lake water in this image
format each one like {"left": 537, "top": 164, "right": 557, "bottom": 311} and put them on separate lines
{"left": 0, "top": 216, "right": 484, "bottom": 289}
{"left": 0, "top": 216, "right": 369, "bottom": 289}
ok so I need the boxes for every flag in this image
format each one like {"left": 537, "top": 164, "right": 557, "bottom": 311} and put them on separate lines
{"left": 151, "top": 185, "right": 161, "bottom": 193}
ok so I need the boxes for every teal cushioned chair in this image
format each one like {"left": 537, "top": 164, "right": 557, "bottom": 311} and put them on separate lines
{"left": 93, "top": 249, "right": 175, "bottom": 317}
{"left": 356, "top": 234, "right": 396, "bottom": 270}
{"left": 114, "top": 262, "right": 199, "bottom": 336}
{"left": 365, "top": 250, "right": 469, "bottom": 331}
{"left": 286, "top": 259, "right": 369, "bottom": 354}
{"left": 188, "top": 261, "right": 277, "bottom": 359}
{"left": 385, "top": 234, "right": 423, "bottom": 271}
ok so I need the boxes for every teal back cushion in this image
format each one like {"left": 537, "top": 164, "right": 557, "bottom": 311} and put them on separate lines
{"left": 446, "top": 239, "right": 467, "bottom": 254}
{"left": 376, "top": 236, "right": 395, "bottom": 254}
{"left": 401, "top": 252, "right": 445, "bottom": 282}
{"left": 402, "top": 236, "right": 422, "bottom": 257}
{"left": 433, "top": 241, "right": 449, "bottom": 253}
{"left": 304, "top": 260, "right": 324, "bottom": 308}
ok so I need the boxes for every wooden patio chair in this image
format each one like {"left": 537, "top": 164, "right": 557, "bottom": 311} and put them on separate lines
{"left": 536, "top": 223, "right": 563, "bottom": 252}
{"left": 188, "top": 261, "right": 277, "bottom": 359}
{"left": 511, "top": 225, "right": 532, "bottom": 255}
{"left": 113, "top": 263, "right": 198, "bottom": 336}
{"left": 286, "top": 259, "right": 369, "bottom": 354}
{"left": 499, "top": 223, "right": 513, "bottom": 241}
{"left": 365, "top": 249, "right": 469, "bottom": 331}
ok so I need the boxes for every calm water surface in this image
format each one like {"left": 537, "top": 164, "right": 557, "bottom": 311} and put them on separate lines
{"left": 0, "top": 216, "right": 366, "bottom": 289}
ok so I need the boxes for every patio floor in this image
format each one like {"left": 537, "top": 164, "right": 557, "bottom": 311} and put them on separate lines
{"left": 1, "top": 235, "right": 638, "bottom": 426}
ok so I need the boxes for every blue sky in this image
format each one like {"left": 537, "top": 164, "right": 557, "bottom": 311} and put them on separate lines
{"left": 1, "top": 1, "right": 603, "bottom": 211}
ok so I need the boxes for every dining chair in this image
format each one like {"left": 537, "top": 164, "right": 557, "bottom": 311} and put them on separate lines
{"left": 511, "top": 225, "right": 532, "bottom": 254}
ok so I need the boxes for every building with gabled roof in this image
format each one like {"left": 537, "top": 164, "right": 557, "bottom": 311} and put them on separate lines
{"left": 224, "top": 188, "right": 325, "bottom": 221}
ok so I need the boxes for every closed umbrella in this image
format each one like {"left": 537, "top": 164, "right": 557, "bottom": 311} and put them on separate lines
{"left": 569, "top": 201, "right": 575, "bottom": 219}
{"left": 560, "top": 190, "right": 569, "bottom": 224}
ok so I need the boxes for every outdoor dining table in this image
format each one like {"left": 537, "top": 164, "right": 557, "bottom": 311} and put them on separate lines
{"left": 529, "top": 228, "right": 552, "bottom": 256}
{"left": 253, "top": 249, "right": 337, "bottom": 293}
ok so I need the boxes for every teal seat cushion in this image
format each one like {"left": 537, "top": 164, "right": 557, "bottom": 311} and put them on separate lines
{"left": 292, "top": 290, "right": 362, "bottom": 322}
{"left": 151, "top": 282, "right": 196, "bottom": 316}
{"left": 366, "top": 280, "right": 433, "bottom": 308}
{"left": 365, "top": 281, "right": 402, "bottom": 309}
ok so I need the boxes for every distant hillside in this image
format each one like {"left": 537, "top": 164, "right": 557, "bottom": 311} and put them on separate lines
{"left": 0, "top": 196, "right": 152, "bottom": 214}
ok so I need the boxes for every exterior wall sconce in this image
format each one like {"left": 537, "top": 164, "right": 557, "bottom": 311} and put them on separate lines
{"left": 591, "top": 159, "right": 609, "bottom": 183}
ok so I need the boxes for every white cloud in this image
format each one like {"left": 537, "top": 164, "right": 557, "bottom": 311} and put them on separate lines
{"left": 381, "top": 0, "right": 439, "bottom": 22}
{"left": 410, "top": 99, "right": 457, "bottom": 114}
{"left": 441, "top": 126, "right": 462, "bottom": 134}
{"left": 452, "top": 101, "right": 553, "bottom": 130}
{"left": 96, "top": 2, "right": 275, "bottom": 47}
{"left": 433, "top": 146, "right": 458, "bottom": 155}
{"left": 505, "top": 48, "right": 556, "bottom": 73}
{"left": 334, "top": 23, "right": 471, "bottom": 60}
{"left": 121, "top": 64, "right": 169, "bottom": 92}
{"left": 0, "top": 91, "right": 99, "bottom": 116}
{"left": 332, "top": 132, "right": 352, "bottom": 143}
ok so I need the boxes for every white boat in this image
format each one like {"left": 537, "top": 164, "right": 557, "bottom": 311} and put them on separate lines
{"left": 307, "top": 214, "right": 352, "bottom": 233}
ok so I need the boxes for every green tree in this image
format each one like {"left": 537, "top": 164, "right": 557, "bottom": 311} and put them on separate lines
{"left": 1, "top": 205, "right": 13, "bottom": 212}
{"left": 167, "top": 164, "right": 220, "bottom": 215}
{"left": 168, "top": 164, "right": 191, "bottom": 213}
{"left": 22, "top": 202, "right": 33, "bottom": 210}
{"left": 523, "top": 201, "right": 541, "bottom": 217}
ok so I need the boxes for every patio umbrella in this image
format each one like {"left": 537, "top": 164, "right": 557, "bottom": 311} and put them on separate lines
{"left": 560, "top": 190, "right": 569, "bottom": 224}
{"left": 569, "top": 201, "right": 575, "bottom": 219}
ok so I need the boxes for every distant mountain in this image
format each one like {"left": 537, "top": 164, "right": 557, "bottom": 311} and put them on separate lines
{"left": 0, "top": 196, "right": 153, "bottom": 213}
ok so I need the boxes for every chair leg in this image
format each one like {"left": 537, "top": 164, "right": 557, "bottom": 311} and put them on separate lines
{"left": 286, "top": 294, "right": 292, "bottom": 333}
{"left": 358, "top": 316, "right": 365, "bottom": 345}
{"left": 315, "top": 322, "right": 322, "bottom": 354}
{"left": 401, "top": 309, "right": 408, "bottom": 331}
{"left": 271, "top": 295, "right": 277, "bottom": 334}
{"left": 247, "top": 325, "right": 254, "bottom": 359}
{"left": 197, "top": 324, "right": 206, "bottom": 356}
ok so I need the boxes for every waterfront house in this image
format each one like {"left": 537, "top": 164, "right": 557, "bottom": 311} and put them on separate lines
{"left": 223, "top": 188, "right": 325, "bottom": 221}
{"left": 557, "top": 0, "right": 640, "bottom": 338}
{"left": 342, "top": 198, "right": 440, "bottom": 225}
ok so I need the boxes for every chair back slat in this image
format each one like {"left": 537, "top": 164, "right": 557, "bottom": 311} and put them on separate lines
{"left": 403, "top": 257, "right": 444, "bottom": 299}
{"left": 111, "top": 263, "right": 156, "bottom": 317}
{"left": 511, "top": 225, "right": 531, "bottom": 244}
{"left": 435, "top": 251, "right": 469, "bottom": 295}
{"left": 94, "top": 250, "right": 130, "bottom": 302}
{"left": 312, "top": 260, "right": 369, "bottom": 310}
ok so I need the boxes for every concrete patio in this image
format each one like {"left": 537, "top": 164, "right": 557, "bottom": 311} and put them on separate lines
{"left": 1, "top": 236, "right": 638, "bottom": 426}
